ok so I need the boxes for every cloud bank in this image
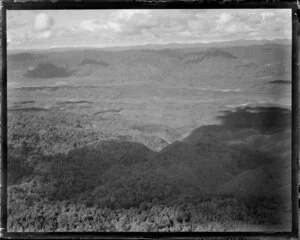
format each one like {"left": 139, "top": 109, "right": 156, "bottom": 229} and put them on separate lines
{"left": 7, "top": 9, "right": 291, "bottom": 49}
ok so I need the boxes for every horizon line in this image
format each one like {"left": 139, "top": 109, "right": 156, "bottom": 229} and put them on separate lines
{"left": 7, "top": 38, "right": 291, "bottom": 52}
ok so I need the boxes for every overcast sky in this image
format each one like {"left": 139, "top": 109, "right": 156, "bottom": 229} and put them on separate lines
{"left": 7, "top": 9, "right": 291, "bottom": 49}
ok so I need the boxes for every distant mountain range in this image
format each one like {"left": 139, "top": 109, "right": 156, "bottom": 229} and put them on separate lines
{"left": 103, "top": 38, "right": 291, "bottom": 51}
{"left": 8, "top": 38, "right": 291, "bottom": 53}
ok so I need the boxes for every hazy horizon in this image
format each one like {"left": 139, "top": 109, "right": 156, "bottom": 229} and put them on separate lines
{"left": 7, "top": 38, "right": 292, "bottom": 52}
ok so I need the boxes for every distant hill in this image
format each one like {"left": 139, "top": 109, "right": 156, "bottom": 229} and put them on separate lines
{"left": 7, "top": 38, "right": 291, "bottom": 54}
{"left": 8, "top": 52, "right": 36, "bottom": 62}
{"left": 79, "top": 58, "right": 109, "bottom": 67}
{"left": 24, "top": 63, "right": 75, "bottom": 79}
{"left": 7, "top": 41, "right": 291, "bottom": 86}
{"left": 183, "top": 49, "right": 237, "bottom": 64}
{"left": 8, "top": 38, "right": 289, "bottom": 52}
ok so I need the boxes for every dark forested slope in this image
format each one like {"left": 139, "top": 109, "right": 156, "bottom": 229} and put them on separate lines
{"left": 7, "top": 105, "right": 291, "bottom": 231}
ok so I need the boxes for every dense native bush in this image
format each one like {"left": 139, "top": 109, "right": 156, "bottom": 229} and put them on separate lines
{"left": 8, "top": 194, "right": 284, "bottom": 232}
{"left": 8, "top": 155, "right": 34, "bottom": 185}
{"left": 7, "top": 110, "right": 289, "bottom": 232}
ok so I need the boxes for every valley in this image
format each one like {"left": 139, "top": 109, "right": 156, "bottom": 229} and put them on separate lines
{"left": 7, "top": 41, "right": 292, "bottom": 232}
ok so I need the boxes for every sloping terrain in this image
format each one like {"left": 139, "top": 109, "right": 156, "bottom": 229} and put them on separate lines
{"left": 217, "top": 158, "right": 291, "bottom": 202}
{"left": 7, "top": 41, "right": 292, "bottom": 232}
{"left": 7, "top": 106, "right": 291, "bottom": 202}
{"left": 7, "top": 105, "right": 292, "bottom": 232}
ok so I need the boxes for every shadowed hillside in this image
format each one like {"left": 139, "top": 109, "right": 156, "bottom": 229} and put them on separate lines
{"left": 217, "top": 106, "right": 291, "bottom": 133}
{"left": 24, "top": 63, "right": 75, "bottom": 79}
{"left": 7, "top": 104, "right": 291, "bottom": 231}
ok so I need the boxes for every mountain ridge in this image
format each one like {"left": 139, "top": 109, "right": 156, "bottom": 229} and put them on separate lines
{"left": 7, "top": 38, "right": 291, "bottom": 53}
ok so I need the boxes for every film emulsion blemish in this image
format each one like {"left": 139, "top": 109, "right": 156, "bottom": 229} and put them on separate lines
{"left": 6, "top": 9, "right": 293, "bottom": 232}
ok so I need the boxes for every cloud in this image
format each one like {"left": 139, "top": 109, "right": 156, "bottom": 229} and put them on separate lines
{"left": 35, "top": 30, "right": 53, "bottom": 39}
{"left": 29, "top": 12, "right": 55, "bottom": 41}
{"left": 7, "top": 9, "right": 291, "bottom": 49}
{"left": 34, "top": 13, "right": 54, "bottom": 32}
{"left": 79, "top": 19, "right": 119, "bottom": 32}
{"left": 82, "top": 9, "right": 291, "bottom": 46}
{"left": 79, "top": 19, "right": 99, "bottom": 32}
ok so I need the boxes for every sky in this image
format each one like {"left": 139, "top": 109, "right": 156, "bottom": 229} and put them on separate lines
{"left": 7, "top": 9, "right": 291, "bottom": 49}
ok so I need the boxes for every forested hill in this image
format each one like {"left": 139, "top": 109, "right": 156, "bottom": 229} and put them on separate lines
{"left": 7, "top": 105, "right": 291, "bottom": 231}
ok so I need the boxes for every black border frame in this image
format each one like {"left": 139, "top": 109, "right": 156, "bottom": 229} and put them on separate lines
{"left": 1, "top": 1, "right": 299, "bottom": 239}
